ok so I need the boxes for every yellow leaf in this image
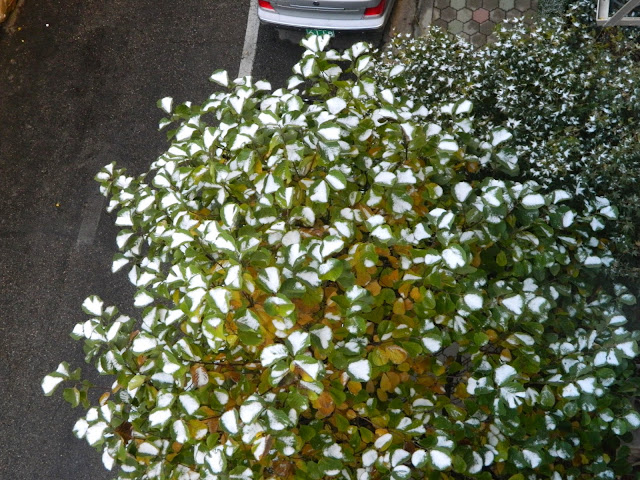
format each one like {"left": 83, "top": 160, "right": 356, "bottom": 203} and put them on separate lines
{"left": 380, "top": 373, "right": 392, "bottom": 392}
{"left": 347, "top": 381, "right": 362, "bottom": 395}
{"left": 398, "top": 362, "right": 411, "bottom": 372}
{"left": 383, "top": 345, "right": 408, "bottom": 365}
{"left": 371, "top": 347, "right": 389, "bottom": 366}
{"left": 366, "top": 281, "right": 381, "bottom": 296}
{"left": 392, "top": 298, "right": 405, "bottom": 315}
{"left": 376, "top": 388, "right": 388, "bottom": 402}
{"left": 410, "top": 287, "right": 422, "bottom": 301}
{"left": 500, "top": 348, "right": 512, "bottom": 361}
{"left": 380, "top": 270, "right": 399, "bottom": 287}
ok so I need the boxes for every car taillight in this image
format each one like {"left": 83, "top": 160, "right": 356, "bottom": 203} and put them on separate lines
{"left": 364, "top": 0, "right": 386, "bottom": 16}
{"left": 258, "top": 0, "right": 274, "bottom": 10}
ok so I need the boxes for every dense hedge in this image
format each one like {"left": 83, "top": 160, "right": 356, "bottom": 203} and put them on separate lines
{"left": 375, "top": 0, "right": 640, "bottom": 293}
{"left": 44, "top": 35, "right": 639, "bottom": 479}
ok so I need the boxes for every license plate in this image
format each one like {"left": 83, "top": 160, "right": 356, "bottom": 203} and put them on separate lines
{"left": 305, "top": 28, "right": 335, "bottom": 37}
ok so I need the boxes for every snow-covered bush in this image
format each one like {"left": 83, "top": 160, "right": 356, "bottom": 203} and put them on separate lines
{"left": 43, "top": 36, "right": 640, "bottom": 479}
{"left": 376, "top": 0, "right": 640, "bottom": 290}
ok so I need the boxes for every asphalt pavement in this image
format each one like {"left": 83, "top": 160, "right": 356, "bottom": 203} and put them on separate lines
{"left": 0, "top": 1, "right": 404, "bottom": 478}
{"left": 0, "top": 1, "right": 302, "bottom": 478}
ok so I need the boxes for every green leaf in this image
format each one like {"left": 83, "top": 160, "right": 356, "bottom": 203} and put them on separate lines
{"left": 63, "top": 387, "right": 81, "bottom": 407}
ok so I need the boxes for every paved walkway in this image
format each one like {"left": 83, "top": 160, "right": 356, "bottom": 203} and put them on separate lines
{"left": 424, "top": 0, "right": 538, "bottom": 47}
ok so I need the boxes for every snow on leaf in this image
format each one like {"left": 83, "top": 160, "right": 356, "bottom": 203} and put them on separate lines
{"left": 266, "top": 409, "right": 290, "bottom": 431}
{"left": 132, "top": 333, "right": 158, "bottom": 354}
{"left": 210, "top": 287, "right": 231, "bottom": 313}
{"left": 240, "top": 398, "right": 264, "bottom": 424}
{"left": 326, "top": 170, "right": 347, "bottom": 190}
{"left": 430, "top": 450, "right": 452, "bottom": 470}
{"left": 82, "top": 296, "right": 104, "bottom": 317}
{"left": 205, "top": 446, "right": 225, "bottom": 474}
{"left": 41, "top": 374, "right": 64, "bottom": 396}
{"left": 326, "top": 97, "right": 347, "bottom": 115}
{"left": 324, "top": 443, "right": 344, "bottom": 459}
{"left": 491, "top": 128, "right": 512, "bottom": 146}
{"left": 310, "top": 180, "right": 329, "bottom": 203}
{"left": 86, "top": 421, "right": 109, "bottom": 446}
{"left": 225, "top": 265, "right": 241, "bottom": 288}
{"left": 438, "top": 138, "right": 458, "bottom": 152}
{"left": 137, "top": 441, "right": 159, "bottom": 456}
{"left": 411, "top": 449, "right": 428, "bottom": 468}
{"left": 502, "top": 295, "right": 523, "bottom": 315}
{"left": 374, "top": 171, "right": 396, "bottom": 186}
{"left": 322, "top": 237, "right": 344, "bottom": 257}
{"left": 454, "top": 182, "right": 473, "bottom": 202}
{"left": 287, "top": 331, "right": 310, "bottom": 355}
{"left": 73, "top": 418, "right": 89, "bottom": 439}
{"left": 220, "top": 409, "right": 239, "bottom": 434}
{"left": 259, "top": 267, "right": 281, "bottom": 293}
{"left": 294, "top": 357, "right": 322, "bottom": 381}
{"left": 616, "top": 341, "right": 638, "bottom": 358}
{"left": 422, "top": 333, "right": 442, "bottom": 353}
{"left": 500, "top": 385, "right": 526, "bottom": 408}
{"left": 172, "top": 420, "right": 189, "bottom": 444}
{"left": 318, "top": 126, "right": 341, "bottom": 141}
{"left": 374, "top": 433, "right": 393, "bottom": 450}
{"left": 348, "top": 359, "right": 371, "bottom": 382}
{"left": 311, "top": 325, "right": 332, "bottom": 349}
{"left": 521, "top": 193, "right": 545, "bottom": 209}
{"left": 159, "top": 96, "right": 173, "bottom": 113}
{"left": 261, "top": 344, "right": 289, "bottom": 367}
{"left": 149, "top": 408, "right": 172, "bottom": 427}
{"left": 494, "top": 364, "right": 517, "bottom": 386}
{"left": 371, "top": 225, "right": 393, "bottom": 242}
{"left": 209, "top": 70, "right": 229, "bottom": 87}
{"left": 363, "top": 449, "right": 378, "bottom": 467}
{"left": 625, "top": 412, "right": 640, "bottom": 428}
{"left": 522, "top": 449, "right": 542, "bottom": 468}
{"left": 179, "top": 393, "right": 200, "bottom": 415}
{"left": 463, "top": 293, "right": 483, "bottom": 311}
{"left": 576, "top": 377, "right": 596, "bottom": 394}
{"left": 441, "top": 246, "right": 466, "bottom": 269}
{"left": 391, "top": 449, "right": 410, "bottom": 467}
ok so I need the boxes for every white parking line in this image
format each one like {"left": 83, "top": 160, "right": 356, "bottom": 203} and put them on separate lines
{"left": 75, "top": 190, "right": 105, "bottom": 248}
{"left": 238, "top": 0, "right": 260, "bottom": 78}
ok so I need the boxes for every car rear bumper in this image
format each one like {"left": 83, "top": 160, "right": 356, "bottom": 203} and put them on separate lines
{"left": 257, "top": 3, "right": 394, "bottom": 31}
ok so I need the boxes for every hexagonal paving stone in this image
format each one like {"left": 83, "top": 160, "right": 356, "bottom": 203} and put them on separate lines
{"left": 458, "top": 8, "right": 473, "bottom": 22}
{"left": 459, "top": 32, "right": 471, "bottom": 43}
{"left": 463, "top": 19, "right": 480, "bottom": 34}
{"left": 506, "top": 9, "right": 521, "bottom": 19}
{"left": 448, "top": 19, "right": 464, "bottom": 34}
{"left": 468, "top": 0, "right": 484, "bottom": 8}
{"left": 483, "top": 0, "right": 499, "bottom": 10}
{"left": 433, "top": 19, "right": 448, "bottom": 30}
{"left": 471, "top": 32, "right": 488, "bottom": 47}
{"left": 473, "top": 8, "right": 490, "bottom": 22}
{"left": 435, "top": 0, "right": 450, "bottom": 9}
{"left": 441, "top": 6, "right": 457, "bottom": 21}
{"left": 432, "top": 8, "right": 441, "bottom": 20}
{"left": 515, "top": 0, "right": 532, "bottom": 12}
{"left": 451, "top": 0, "right": 467, "bottom": 10}
{"left": 490, "top": 8, "right": 506, "bottom": 22}
{"left": 499, "top": 0, "right": 515, "bottom": 9}
{"left": 479, "top": 19, "right": 496, "bottom": 35}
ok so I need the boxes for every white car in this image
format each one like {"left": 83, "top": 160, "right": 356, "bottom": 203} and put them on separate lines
{"left": 257, "top": 0, "right": 396, "bottom": 33}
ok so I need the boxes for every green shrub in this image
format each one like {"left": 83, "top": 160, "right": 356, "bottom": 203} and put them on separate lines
{"left": 44, "top": 36, "right": 639, "bottom": 479}
{"left": 375, "top": 0, "right": 640, "bottom": 292}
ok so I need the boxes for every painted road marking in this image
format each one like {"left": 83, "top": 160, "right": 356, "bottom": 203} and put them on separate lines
{"left": 76, "top": 190, "right": 105, "bottom": 248}
{"left": 238, "top": 0, "right": 259, "bottom": 78}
